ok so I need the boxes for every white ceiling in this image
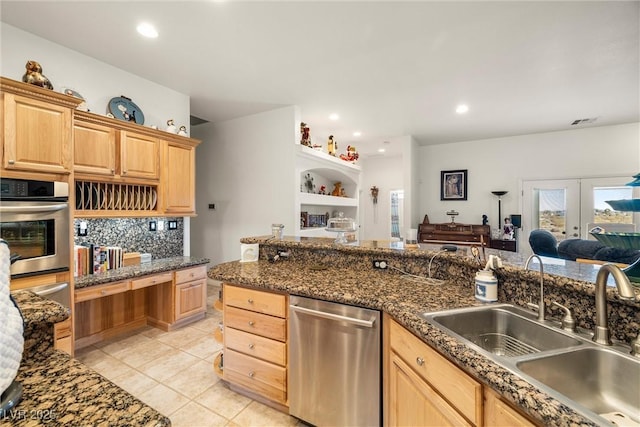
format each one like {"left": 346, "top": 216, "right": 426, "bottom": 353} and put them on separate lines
{"left": 2, "top": 1, "right": 639, "bottom": 157}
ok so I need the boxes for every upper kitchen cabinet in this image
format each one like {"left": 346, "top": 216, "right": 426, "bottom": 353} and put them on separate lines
{"left": 162, "top": 139, "right": 200, "bottom": 216}
{"left": 120, "top": 131, "right": 159, "bottom": 180}
{"left": 74, "top": 112, "right": 159, "bottom": 181}
{"left": 1, "top": 77, "right": 81, "bottom": 175}
{"left": 295, "top": 144, "right": 361, "bottom": 237}
{"left": 73, "top": 119, "right": 117, "bottom": 176}
{"left": 73, "top": 110, "right": 200, "bottom": 217}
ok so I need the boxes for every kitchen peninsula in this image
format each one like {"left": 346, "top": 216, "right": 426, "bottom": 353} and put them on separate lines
{"left": 209, "top": 236, "right": 640, "bottom": 426}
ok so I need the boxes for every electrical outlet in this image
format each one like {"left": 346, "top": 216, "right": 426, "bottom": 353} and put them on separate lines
{"left": 208, "top": 203, "right": 216, "bottom": 210}
{"left": 149, "top": 221, "right": 157, "bottom": 231}
{"left": 168, "top": 220, "right": 178, "bottom": 230}
{"left": 372, "top": 260, "right": 388, "bottom": 269}
{"left": 78, "top": 221, "right": 88, "bottom": 236}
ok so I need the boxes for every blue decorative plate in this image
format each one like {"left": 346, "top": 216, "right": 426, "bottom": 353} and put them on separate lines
{"left": 107, "top": 96, "right": 144, "bottom": 125}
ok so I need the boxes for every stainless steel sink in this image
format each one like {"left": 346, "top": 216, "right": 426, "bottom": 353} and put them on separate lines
{"left": 422, "top": 304, "right": 582, "bottom": 357}
{"left": 421, "top": 304, "right": 640, "bottom": 425}
{"left": 517, "top": 348, "right": 640, "bottom": 425}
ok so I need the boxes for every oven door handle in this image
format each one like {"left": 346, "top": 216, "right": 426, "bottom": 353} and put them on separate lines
{"left": 290, "top": 304, "right": 376, "bottom": 328}
{"left": 32, "top": 282, "right": 68, "bottom": 297}
{"left": 0, "top": 203, "right": 68, "bottom": 213}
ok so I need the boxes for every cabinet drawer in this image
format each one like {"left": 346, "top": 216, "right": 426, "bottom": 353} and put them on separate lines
{"left": 75, "top": 281, "right": 130, "bottom": 302}
{"left": 175, "top": 265, "right": 206, "bottom": 284}
{"left": 224, "top": 349, "right": 286, "bottom": 403}
{"left": 225, "top": 326, "right": 286, "bottom": 366}
{"left": 225, "top": 305, "right": 286, "bottom": 341}
{"left": 131, "top": 272, "right": 173, "bottom": 290}
{"left": 224, "top": 284, "right": 286, "bottom": 318}
{"left": 390, "top": 320, "right": 482, "bottom": 425}
{"left": 54, "top": 318, "right": 72, "bottom": 338}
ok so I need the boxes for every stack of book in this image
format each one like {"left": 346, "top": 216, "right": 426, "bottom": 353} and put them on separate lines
{"left": 74, "top": 244, "right": 124, "bottom": 277}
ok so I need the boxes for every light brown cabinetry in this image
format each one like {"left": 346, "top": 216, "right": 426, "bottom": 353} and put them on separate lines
{"left": 174, "top": 266, "right": 207, "bottom": 322}
{"left": 163, "top": 140, "right": 197, "bottom": 215}
{"left": 386, "top": 315, "right": 482, "bottom": 426}
{"left": 484, "top": 388, "right": 537, "bottom": 426}
{"left": 223, "top": 283, "right": 288, "bottom": 407}
{"left": 121, "top": 131, "right": 159, "bottom": 180}
{"left": 54, "top": 318, "right": 73, "bottom": 355}
{"left": 73, "top": 120, "right": 117, "bottom": 176}
{"left": 1, "top": 78, "right": 81, "bottom": 174}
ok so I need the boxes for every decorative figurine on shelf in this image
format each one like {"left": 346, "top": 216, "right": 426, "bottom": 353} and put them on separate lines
{"left": 339, "top": 187, "right": 346, "bottom": 197}
{"left": 339, "top": 145, "right": 359, "bottom": 163}
{"left": 370, "top": 186, "right": 379, "bottom": 204}
{"left": 502, "top": 217, "right": 515, "bottom": 240}
{"left": 331, "top": 182, "right": 343, "bottom": 197}
{"left": 178, "top": 125, "right": 188, "bottom": 136}
{"left": 22, "top": 60, "right": 53, "bottom": 90}
{"left": 327, "top": 135, "right": 338, "bottom": 156}
{"left": 482, "top": 214, "right": 489, "bottom": 226}
{"left": 318, "top": 185, "right": 326, "bottom": 195}
{"left": 166, "top": 119, "right": 177, "bottom": 134}
{"left": 300, "top": 122, "right": 312, "bottom": 147}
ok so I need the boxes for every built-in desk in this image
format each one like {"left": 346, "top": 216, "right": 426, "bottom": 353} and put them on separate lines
{"left": 74, "top": 256, "right": 209, "bottom": 349}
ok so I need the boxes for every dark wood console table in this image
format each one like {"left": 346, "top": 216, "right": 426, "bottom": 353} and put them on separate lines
{"left": 418, "top": 222, "right": 491, "bottom": 246}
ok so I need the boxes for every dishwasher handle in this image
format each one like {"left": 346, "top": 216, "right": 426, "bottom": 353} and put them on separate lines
{"left": 290, "top": 304, "right": 376, "bottom": 328}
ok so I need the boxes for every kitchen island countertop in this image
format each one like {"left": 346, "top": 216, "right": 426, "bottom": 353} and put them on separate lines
{"left": 209, "top": 254, "right": 613, "bottom": 427}
{"left": 5, "top": 291, "right": 170, "bottom": 427}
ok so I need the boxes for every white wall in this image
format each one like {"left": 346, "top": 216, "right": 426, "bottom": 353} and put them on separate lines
{"left": 360, "top": 155, "right": 403, "bottom": 240}
{"left": 1, "top": 23, "right": 193, "bottom": 255}
{"left": 418, "top": 123, "right": 640, "bottom": 229}
{"left": 1, "top": 23, "right": 190, "bottom": 132}
{"left": 191, "top": 106, "right": 298, "bottom": 265}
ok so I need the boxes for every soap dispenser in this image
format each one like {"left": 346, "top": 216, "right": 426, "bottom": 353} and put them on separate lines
{"left": 475, "top": 255, "right": 502, "bottom": 302}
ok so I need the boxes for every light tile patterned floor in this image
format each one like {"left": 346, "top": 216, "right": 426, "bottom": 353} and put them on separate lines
{"left": 75, "top": 280, "right": 303, "bottom": 427}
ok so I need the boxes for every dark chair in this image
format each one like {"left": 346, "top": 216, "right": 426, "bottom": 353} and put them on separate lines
{"left": 529, "top": 229, "right": 559, "bottom": 258}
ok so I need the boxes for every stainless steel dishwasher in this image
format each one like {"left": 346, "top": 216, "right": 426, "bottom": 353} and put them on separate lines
{"left": 289, "top": 295, "right": 381, "bottom": 427}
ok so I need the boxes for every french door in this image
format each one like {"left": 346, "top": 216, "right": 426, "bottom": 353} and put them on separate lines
{"left": 522, "top": 177, "right": 639, "bottom": 255}
{"left": 522, "top": 179, "right": 581, "bottom": 249}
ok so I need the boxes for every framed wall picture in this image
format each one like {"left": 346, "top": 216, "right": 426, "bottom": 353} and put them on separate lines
{"left": 441, "top": 169, "right": 468, "bottom": 201}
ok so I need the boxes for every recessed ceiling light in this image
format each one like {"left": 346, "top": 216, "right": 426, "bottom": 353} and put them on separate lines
{"left": 353, "top": 131, "right": 362, "bottom": 137}
{"left": 137, "top": 22, "right": 158, "bottom": 38}
{"left": 378, "top": 148, "right": 386, "bottom": 153}
{"left": 456, "top": 104, "right": 469, "bottom": 114}
{"left": 329, "top": 113, "right": 339, "bottom": 121}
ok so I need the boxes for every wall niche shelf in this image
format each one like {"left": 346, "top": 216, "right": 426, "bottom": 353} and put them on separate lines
{"left": 295, "top": 144, "right": 361, "bottom": 237}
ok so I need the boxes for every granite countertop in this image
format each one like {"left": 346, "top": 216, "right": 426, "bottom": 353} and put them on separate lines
{"left": 240, "top": 235, "right": 615, "bottom": 285}
{"left": 209, "top": 259, "right": 603, "bottom": 426}
{"left": 75, "top": 256, "right": 210, "bottom": 288}
{"left": 4, "top": 291, "right": 170, "bottom": 427}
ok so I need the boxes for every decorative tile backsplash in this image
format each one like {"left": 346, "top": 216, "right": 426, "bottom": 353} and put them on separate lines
{"left": 74, "top": 218, "right": 184, "bottom": 260}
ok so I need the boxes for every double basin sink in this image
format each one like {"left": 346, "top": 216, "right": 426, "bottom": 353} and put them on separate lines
{"left": 421, "top": 304, "right": 640, "bottom": 426}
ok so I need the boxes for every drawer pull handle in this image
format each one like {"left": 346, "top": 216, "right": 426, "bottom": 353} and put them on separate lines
{"left": 248, "top": 343, "right": 254, "bottom": 349}
{"left": 416, "top": 357, "right": 425, "bottom": 366}
{"left": 248, "top": 371, "right": 255, "bottom": 378}
{"left": 247, "top": 298, "right": 254, "bottom": 304}
{"left": 8, "top": 160, "right": 15, "bottom": 165}
{"left": 248, "top": 321, "right": 255, "bottom": 326}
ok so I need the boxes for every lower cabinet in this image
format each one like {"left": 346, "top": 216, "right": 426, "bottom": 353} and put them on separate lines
{"left": 484, "top": 387, "right": 537, "bottom": 427}
{"left": 54, "top": 318, "right": 73, "bottom": 356}
{"left": 385, "top": 314, "right": 538, "bottom": 427}
{"left": 222, "top": 283, "right": 288, "bottom": 408}
{"left": 174, "top": 266, "right": 207, "bottom": 321}
{"left": 386, "top": 315, "right": 482, "bottom": 426}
